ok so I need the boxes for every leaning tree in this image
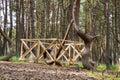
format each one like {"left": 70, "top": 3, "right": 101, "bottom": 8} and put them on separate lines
{"left": 72, "top": 0, "right": 97, "bottom": 70}
{"left": 0, "top": 27, "right": 14, "bottom": 61}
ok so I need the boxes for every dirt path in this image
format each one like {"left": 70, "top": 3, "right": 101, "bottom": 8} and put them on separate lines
{"left": 0, "top": 61, "right": 98, "bottom": 80}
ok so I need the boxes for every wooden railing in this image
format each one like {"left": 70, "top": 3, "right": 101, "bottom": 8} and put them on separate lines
{"left": 19, "top": 38, "right": 83, "bottom": 64}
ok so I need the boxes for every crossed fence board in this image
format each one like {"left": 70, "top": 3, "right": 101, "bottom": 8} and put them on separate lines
{"left": 19, "top": 38, "right": 83, "bottom": 64}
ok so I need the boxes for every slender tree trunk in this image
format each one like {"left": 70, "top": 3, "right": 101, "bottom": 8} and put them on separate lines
{"left": 20, "top": 0, "right": 25, "bottom": 38}
{"left": 2, "top": 0, "right": 7, "bottom": 55}
{"left": 46, "top": 0, "right": 50, "bottom": 38}
{"left": 0, "top": 35, "right": 3, "bottom": 56}
{"left": 113, "top": 0, "right": 118, "bottom": 64}
{"left": 105, "top": 0, "right": 111, "bottom": 69}
{"left": 9, "top": 0, "right": 13, "bottom": 40}
{"left": 116, "top": 0, "right": 120, "bottom": 56}
{"left": 29, "top": 0, "right": 35, "bottom": 38}
{"left": 67, "top": 0, "right": 74, "bottom": 40}
{"left": 40, "top": 0, "right": 45, "bottom": 38}
{"left": 25, "top": 0, "right": 29, "bottom": 38}
{"left": 16, "top": 0, "right": 21, "bottom": 55}
{"left": 36, "top": 0, "right": 42, "bottom": 38}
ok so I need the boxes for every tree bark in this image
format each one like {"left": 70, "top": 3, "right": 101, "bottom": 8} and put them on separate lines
{"left": 72, "top": 0, "right": 96, "bottom": 70}
{"left": 16, "top": 0, "right": 20, "bottom": 55}
{"left": 29, "top": 0, "right": 35, "bottom": 38}
{"left": 20, "top": 0, "right": 25, "bottom": 38}
{"left": 2, "top": 0, "right": 8, "bottom": 55}
{"left": 9, "top": 0, "right": 13, "bottom": 40}
{"left": 105, "top": 0, "right": 112, "bottom": 69}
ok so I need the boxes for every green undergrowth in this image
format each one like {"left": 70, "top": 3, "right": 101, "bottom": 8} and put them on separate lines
{"left": 64, "top": 63, "right": 120, "bottom": 79}
{"left": 97, "top": 64, "right": 106, "bottom": 71}
{"left": 97, "top": 64, "right": 119, "bottom": 71}
{"left": 87, "top": 71, "right": 120, "bottom": 80}
{"left": 0, "top": 56, "right": 4, "bottom": 60}
{"left": 38, "top": 60, "right": 46, "bottom": 64}
{"left": 56, "top": 62, "right": 119, "bottom": 71}
{"left": 77, "top": 63, "right": 83, "bottom": 68}
{"left": 10, "top": 56, "right": 25, "bottom": 62}
{"left": 63, "top": 63, "right": 69, "bottom": 67}
{"left": 87, "top": 64, "right": 120, "bottom": 80}
{"left": 76, "top": 63, "right": 119, "bottom": 71}
{"left": 63, "top": 62, "right": 83, "bottom": 67}
{"left": 110, "top": 65, "right": 119, "bottom": 71}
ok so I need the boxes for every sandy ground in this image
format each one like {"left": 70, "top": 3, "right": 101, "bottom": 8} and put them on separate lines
{"left": 0, "top": 61, "right": 98, "bottom": 80}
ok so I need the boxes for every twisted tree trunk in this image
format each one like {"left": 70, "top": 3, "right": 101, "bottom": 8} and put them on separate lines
{"left": 72, "top": 0, "right": 96, "bottom": 70}
{"left": 0, "top": 27, "right": 14, "bottom": 61}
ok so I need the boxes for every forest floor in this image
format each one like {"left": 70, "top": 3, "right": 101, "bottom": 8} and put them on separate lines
{"left": 0, "top": 61, "right": 120, "bottom": 80}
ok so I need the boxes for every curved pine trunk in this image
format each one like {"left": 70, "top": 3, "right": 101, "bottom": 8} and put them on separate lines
{"left": 72, "top": 0, "right": 96, "bottom": 70}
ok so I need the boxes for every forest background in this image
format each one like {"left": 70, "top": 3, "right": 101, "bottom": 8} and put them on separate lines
{"left": 0, "top": 0, "right": 120, "bottom": 69}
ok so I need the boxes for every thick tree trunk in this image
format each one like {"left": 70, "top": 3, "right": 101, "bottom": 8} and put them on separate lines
{"left": 72, "top": 0, "right": 96, "bottom": 70}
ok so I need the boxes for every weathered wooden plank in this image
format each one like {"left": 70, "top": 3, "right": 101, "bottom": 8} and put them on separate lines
{"left": 23, "top": 42, "right": 38, "bottom": 57}
{"left": 56, "top": 45, "right": 70, "bottom": 60}
{"left": 38, "top": 40, "right": 54, "bottom": 61}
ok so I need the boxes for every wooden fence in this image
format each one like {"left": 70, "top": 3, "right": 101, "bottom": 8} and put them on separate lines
{"left": 19, "top": 38, "right": 83, "bottom": 64}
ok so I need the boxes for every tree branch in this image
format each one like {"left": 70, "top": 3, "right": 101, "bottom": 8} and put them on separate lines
{"left": 0, "top": 26, "right": 14, "bottom": 61}
{"left": 0, "top": 27, "right": 13, "bottom": 46}
{"left": 56, "top": 19, "right": 73, "bottom": 58}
